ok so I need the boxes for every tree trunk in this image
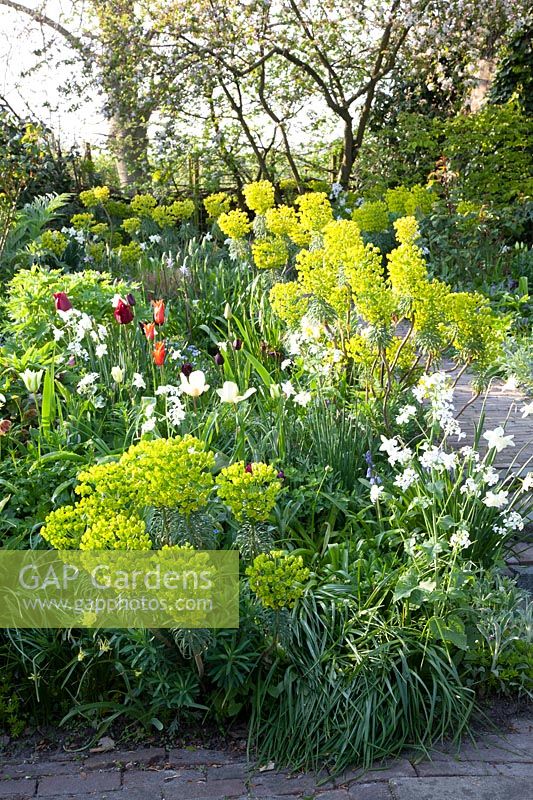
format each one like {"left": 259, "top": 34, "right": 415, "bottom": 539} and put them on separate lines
{"left": 337, "top": 113, "right": 354, "bottom": 188}
{"left": 109, "top": 114, "right": 150, "bottom": 190}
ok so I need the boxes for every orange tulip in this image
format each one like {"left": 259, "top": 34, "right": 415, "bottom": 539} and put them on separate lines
{"left": 152, "top": 299, "right": 165, "bottom": 325}
{"left": 141, "top": 322, "right": 156, "bottom": 341}
{"left": 153, "top": 341, "right": 166, "bottom": 366}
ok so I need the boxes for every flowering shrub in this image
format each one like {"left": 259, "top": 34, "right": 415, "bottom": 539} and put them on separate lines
{"left": 246, "top": 550, "right": 309, "bottom": 610}
{"left": 217, "top": 461, "right": 282, "bottom": 522}
{"left": 41, "top": 436, "right": 216, "bottom": 550}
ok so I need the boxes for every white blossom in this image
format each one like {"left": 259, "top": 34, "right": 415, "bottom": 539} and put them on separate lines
{"left": 520, "top": 402, "right": 533, "bottom": 418}
{"left": 483, "top": 426, "right": 515, "bottom": 452}
{"left": 216, "top": 381, "right": 256, "bottom": 404}
{"left": 294, "top": 391, "right": 312, "bottom": 407}
{"left": 180, "top": 371, "right": 210, "bottom": 398}
{"left": 396, "top": 404, "right": 417, "bottom": 425}
{"left": 450, "top": 528, "right": 472, "bottom": 550}
{"left": 483, "top": 490, "right": 509, "bottom": 509}
{"left": 111, "top": 366, "right": 124, "bottom": 384}
{"left": 370, "top": 485, "right": 384, "bottom": 503}
{"left": 394, "top": 468, "right": 418, "bottom": 491}
{"left": 132, "top": 373, "right": 146, "bottom": 390}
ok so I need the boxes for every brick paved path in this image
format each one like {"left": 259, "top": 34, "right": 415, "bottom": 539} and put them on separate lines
{"left": 1, "top": 715, "right": 532, "bottom": 800}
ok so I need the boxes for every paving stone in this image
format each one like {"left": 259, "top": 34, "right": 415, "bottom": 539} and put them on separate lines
{"left": 0, "top": 760, "right": 82, "bottom": 779}
{"left": 454, "top": 742, "right": 532, "bottom": 763}
{"left": 162, "top": 777, "right": 247, "bottom": 799}
{"left": 85, "top": 746, "right": 166, "bottom": 770}
{"left": 250, "top": 772, "right": 328, "bottom": 796}
{"left": 37, "top": 768, "right": 121, "bottom": 796}
{"left": 340, "top": 759, "right": 416, "bottom": 784}
{"left": 390, "top": 776, "right": 533, "bottom": 800}
{"left": 495, "top": 762, "right": 533, "bottom": 779}
{"left": 0, "top": 778, "right": 36, "bottom": 799}
{"left": 315, "top": 791, "right": 351, "bottom": 800}
{"left": 414, "top": 758, "right": 501, "bottom": 777}
{"left": 508, "top": 718, "right": 533, "bottom": 734}
{"left": 167, "top": 748, "right": 237, "bottom": 767}
{"left": 122, "top": 767, "right": 205, "bottom": 790}
{"left": 207, "top": 762, "right": 250, "bottom": 781}
{"left": 347, "top": 784, "right": 393, "bottom": 800}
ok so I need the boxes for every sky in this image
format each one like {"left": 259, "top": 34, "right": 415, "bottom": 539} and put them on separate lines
{"left": 0, "top": 0, "right": 108, "bottom": 149}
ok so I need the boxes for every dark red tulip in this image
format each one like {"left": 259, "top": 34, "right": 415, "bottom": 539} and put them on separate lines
{"left": 245, "top": 463, "right": 253, "bottom": 474}
{"left": 232, "top": 339, "right": 243, "bottom": 351}
{"left": 114, "top": 298, "right": 134, "bottom": 324}
{"left": 53, "top": 292, "right": 72, "bottom": 312}
{"left": 126, "top": 293, "right": 136, "bottom": 307}
{"left": 214, "top": 352, "right": 224, "bottom": 366}
{"left": 181, "top": 363, "right": 194, "bottom": 377}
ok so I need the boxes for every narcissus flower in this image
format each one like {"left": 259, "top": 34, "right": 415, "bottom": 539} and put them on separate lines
{"left": 180, "top": 370, "right": 209, "bottom": 397}
{"left": 152, "top": 299, "right": 165, "bottom": 325}
{"left": 216, "top": 381, "right": 256, "bottom": 404}
{"left": 113, "top": 297, "right": 134, "bottom": 325}
{"left": 153, "top": 341, "right": 167, "bottom": 366}
{"left": 53, "top": 292, "right": 72, "bottom": 312}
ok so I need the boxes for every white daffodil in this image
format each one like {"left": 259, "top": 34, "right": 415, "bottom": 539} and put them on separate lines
{"left": 281, "top": 380, "right": 296, "bottom": 398}
{"left": 20, "top": 369, "right": 44, "bottom": 394}
{"left": 95, "top": 343, "right": 108, "bottom": 358}
{"left": 520, "top": 402, "right": 533, "bottom": 418}
{"left": 450, "top": 528, "right": 472, "bottom": 550}
{"left": 293, "top": 391, "right": 312, "bottom": 407}
{"left": 482, "top": 426, "right": 515, "bottom": 452}
{"left": 0, "top": 393, "right": 5, "bottom": 408}
{"left": 180, "top": 370, "right": 210, "bottom": 398}
{"left": 216, "top": 381, "right": 256, "bottom": 404}
{"left": 521, "top": 472, "right": 533, "bottom": 493}
{"left": 132, "top": 373, "right": 146, "bottom": 390}
{"left": 394, "top": 468, "right": 418, "bottom": 491}
{"left": 370, "top": 484, "right": 384, "bottom": 503}
{"left": 396, "top": 404, "right": 417, "bottom": 425}
{"left": 483, "top": 490, "right": 509, "bottom": 509}
{"left": 111, "top": 366, "right": 124, "bottom": 384}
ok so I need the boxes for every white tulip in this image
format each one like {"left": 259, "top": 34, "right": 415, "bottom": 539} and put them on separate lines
{"left": 20, "top": 369, "right": 44, "bottom": 394}
{"left": 111, "top": 366, "right": 124, "bottom": 384}
{"left": 216, "top": 381, "right": 256, "bottom": 404}
{"left": 180, "top": 370, "right": 210, "bottom": 398}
